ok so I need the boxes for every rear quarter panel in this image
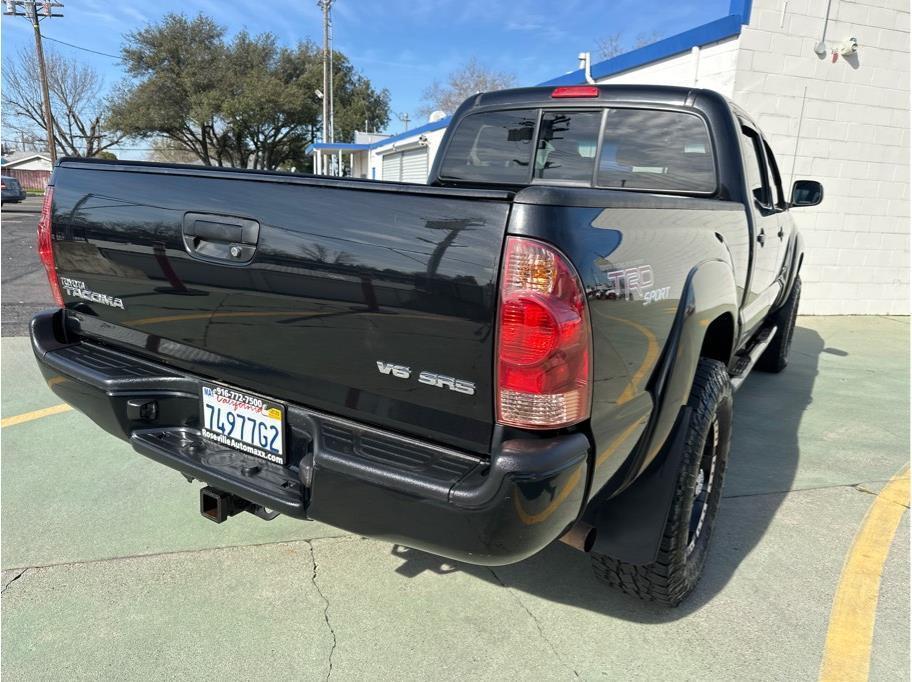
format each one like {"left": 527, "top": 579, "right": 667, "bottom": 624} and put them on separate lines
{"left": 508, "top": 189, "right": 748, "bottom": 496}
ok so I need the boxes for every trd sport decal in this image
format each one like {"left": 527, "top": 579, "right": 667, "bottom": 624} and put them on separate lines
{"left": 591, "top": 264, "right": 671, "bottom": 306}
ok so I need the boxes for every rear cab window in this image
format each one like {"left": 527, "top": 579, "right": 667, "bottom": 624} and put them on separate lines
{"left": 535, "top": 111, "right": 602, "bottom": 182}
{"left": 437, "top": 109, "right": 537, "bottom": 185}
{"left": 438, "top": 106, "right": 717, "bottom": 194}
{"left": 597, "top": 109, "right": 715, "bottom": 192}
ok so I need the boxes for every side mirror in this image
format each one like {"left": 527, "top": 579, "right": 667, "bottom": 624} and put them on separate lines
{"left": 790, "top": 179, "right": 823, "bottom": 207}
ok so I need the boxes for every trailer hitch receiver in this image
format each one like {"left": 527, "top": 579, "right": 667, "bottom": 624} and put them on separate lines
{"left": 199, "top": 486, "right": 279, "bottom": 523}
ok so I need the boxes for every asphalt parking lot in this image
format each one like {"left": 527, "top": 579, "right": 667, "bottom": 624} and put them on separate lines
{"left": 2, "top": 197, "right": 52, "bottom": 337}
{"left": 1, "top": 312, "right": 908, "bottom": 680}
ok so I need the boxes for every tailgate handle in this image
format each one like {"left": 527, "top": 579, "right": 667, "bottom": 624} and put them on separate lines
{"left": 194, "top": 220, "right": 243, "bottom": 243}
{"left": 182, "top": 213, "right": 260, "bottom": 264}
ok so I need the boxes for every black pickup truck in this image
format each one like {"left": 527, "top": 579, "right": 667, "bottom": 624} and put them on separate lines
{"left": 31, "top": 85, "right": 821, "bottom": 605}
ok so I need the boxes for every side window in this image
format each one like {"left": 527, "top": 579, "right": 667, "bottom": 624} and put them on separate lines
{"left": 762, "top": 140, "right": 784, "bottom": 208}
{"left": 534, "top": 111, "right": 601, "bottom": 182}
{"left": 740, "top": 127, "right": 771, "bottom": 207}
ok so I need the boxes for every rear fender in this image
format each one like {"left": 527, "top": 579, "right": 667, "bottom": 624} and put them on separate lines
{"left": 585, "top": 258, "right": 738, "bottom": 564}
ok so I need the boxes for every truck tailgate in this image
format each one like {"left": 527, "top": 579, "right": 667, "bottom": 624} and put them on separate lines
{"left": 50, "top": 161, "right": 513, "bottom": 453}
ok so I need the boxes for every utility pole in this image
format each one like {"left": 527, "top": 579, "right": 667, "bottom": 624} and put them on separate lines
{"left": 317, "top": 0, "right": 334, "bottom": 146}
{"left": 3, "top": 1, "right": 64, "bottom": 164}
{"left": 397, "top": 112, "right": 410, "bottom": 132}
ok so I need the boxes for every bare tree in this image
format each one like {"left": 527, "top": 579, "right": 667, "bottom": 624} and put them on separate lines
{"left": 635, "top": 31, "right": 664, "bottom": 48}
{"left": 2, "top": 47, "right": 126, "bottom": 158}
{"left": 597, "top": 33, "right": 624, "bottom": 59}
{"left": 146, "top": 138, "right": 201, "bottom": 164}
{"left": 597, "top": 31, "right": 664, "bottom": 60}
{"left": 418, "top": 58, "right": 516, "bottom": 118}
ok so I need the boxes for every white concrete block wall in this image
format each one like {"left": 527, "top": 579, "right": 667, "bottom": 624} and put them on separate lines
{"left": 735, "top": 0, "right": 910, "bottom": 314}
{"left": 598, "top": 38, "right": 741, "bottom": 96}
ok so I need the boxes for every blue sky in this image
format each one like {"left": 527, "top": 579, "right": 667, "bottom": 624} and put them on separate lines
{"left": 1, "top": 0, "right": 729, "bottom": 158}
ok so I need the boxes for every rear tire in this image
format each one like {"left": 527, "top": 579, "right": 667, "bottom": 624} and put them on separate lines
{"left": 590, "top": 358, "right": 732, "bottom": 606}
{"left": 756, "top": 276, "right": 801, "bottom": 373}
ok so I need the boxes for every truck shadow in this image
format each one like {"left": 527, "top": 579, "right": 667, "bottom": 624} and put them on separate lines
{"left": 390, "top": 325, "right": 825, "bottom": 621}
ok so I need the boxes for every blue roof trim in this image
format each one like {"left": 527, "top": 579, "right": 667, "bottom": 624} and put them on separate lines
{"left": 729, "top": 0, "right": 754, "bottom": 24}
{"left": 539, "top": 7, "right": 751, "bottom": 87}
{"left": 306, "top": 142, "right": 371, "bottom": 154}
{"left": 307, "top": 119, "right": 453, "bottom": 155}
{"left": 369, "top": 116, "right": 452, "bottom": 150}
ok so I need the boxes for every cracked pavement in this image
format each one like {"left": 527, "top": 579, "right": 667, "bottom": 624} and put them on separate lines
{"left": 309, "top": 540, "right": 338, "bottom": 681}
{"left": 1, "top": 317, "right": 908, "bottom": 679}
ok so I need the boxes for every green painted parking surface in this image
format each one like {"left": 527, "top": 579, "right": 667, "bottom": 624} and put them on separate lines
{"left": 1, "top": 543, "right": 332, "bottom": 680}
{"left": 1, "top": 317, "right": 908, "bottom": 680}
{"left": 1, "top": 337, "right": 59, "bottom": 417}
{"left": 0, "top": 411, "right": 341, "bottom": 568}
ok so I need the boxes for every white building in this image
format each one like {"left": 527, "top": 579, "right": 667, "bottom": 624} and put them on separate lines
{"left": 544, "top": 0, "right": 910, "bottom": 315}
{"left": 308, "top": 120, "right": 448, "bottom": 182}
{"left": 368, "top": 119, "right": 449, "bottom": 183}
{"left": 1, "top": 151, "right": 53, "bottom": 191}
{"left": 310, "top": 0, "right": 909, "bottom": 314}
{"left": 1, "top": 151, "right": 53, "bottom": 171}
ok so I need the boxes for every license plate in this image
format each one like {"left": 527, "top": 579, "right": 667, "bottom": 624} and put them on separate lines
{"left": 200, "top": 383, "right": 285, "bottom": 464}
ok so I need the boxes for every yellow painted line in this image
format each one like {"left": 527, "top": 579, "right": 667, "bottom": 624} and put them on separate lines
{"left": 513, "top": 463, "right": 584, "bottom": 525}
{"left": 819, "top": 466, "right": 910, "bottom": 682}
{"left": 604, "top": 315, "right": 660, "bottom": 405}
{"left": 1, "top": 403, "right": 73, "bottom": 428}
{"left": 595, "top": 419, "right": 643, "bottom": 468}
{"left": 126, "top": 310, "right": 325, "bottom": 326}
{"left": 515, "top": 418, "right": 644, "bottom": 523}
{"left": 126, "top": 310, "right": 443, "bottom": 326}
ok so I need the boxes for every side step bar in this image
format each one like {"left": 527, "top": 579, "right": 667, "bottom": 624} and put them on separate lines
{"left": 729, "top": 325, "right": 777, "bottom": 392}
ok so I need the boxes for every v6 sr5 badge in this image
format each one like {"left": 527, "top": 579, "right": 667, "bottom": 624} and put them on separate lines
{"left": 376, "top": 362, "right": 475, "bottom": 396}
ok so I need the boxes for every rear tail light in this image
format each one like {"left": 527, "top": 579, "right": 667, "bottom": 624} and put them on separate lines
{"left": 496, "top": 236, "right": 592, "bottom": 429}
{"left": 37, "top": 188, "right": 64, "bottom": 307}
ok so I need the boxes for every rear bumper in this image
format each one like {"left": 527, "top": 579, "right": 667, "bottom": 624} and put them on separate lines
{"left": 30, "top": 310, "right": 590, "bottom": 565}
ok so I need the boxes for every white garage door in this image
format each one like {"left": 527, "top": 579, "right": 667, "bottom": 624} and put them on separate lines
{"left": 400, "top": 148, "right": 428, "bottom": 183}
{"left": 381, "top": 153, "right": 399, "bottom": 182}
{"left": 381, "top": 148, "right": 428, "bottom": 183}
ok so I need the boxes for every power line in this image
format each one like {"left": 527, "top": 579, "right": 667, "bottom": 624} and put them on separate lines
{"left": 1, "top": 139, "right": 191, "bottom": 153}
{"left": 42, "top": 34, "right": 122, "bottom": 61}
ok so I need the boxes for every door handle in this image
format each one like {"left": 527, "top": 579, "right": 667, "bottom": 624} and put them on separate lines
{"left": 777, "top": 226, "right": 785, "bottom": 240}
{"left": 182, "top": 212, "right": 260, "bottom": 264}
{"left": 757, "top": 229, "right": 766, "bottom": 247}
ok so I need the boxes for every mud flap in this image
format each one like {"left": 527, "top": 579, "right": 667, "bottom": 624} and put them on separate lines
{"left": 586, "top": 406, "right": 692, "bottom": 565}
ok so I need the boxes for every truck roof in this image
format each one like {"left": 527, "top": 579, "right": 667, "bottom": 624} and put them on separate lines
{"left": 456, "top": 84, "right": 722, "bottom": 113}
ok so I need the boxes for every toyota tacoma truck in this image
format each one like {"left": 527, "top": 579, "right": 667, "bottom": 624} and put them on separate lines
{"left": 30, "top": 85, "right": 820, "bottom": 605}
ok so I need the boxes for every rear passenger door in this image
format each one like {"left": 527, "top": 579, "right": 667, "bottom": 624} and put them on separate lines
{"left": 739, "top": 123, "right": 782, "bottom": 330}
{"left": 760, "top": 137, "right": 793, "bottom": 278}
